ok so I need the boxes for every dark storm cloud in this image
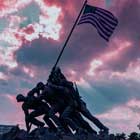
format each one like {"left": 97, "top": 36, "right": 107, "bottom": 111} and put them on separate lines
{"left": 15, "top": 28, "right": 108, "bottom": 74}
{"left": 105, "top": 0, "right": 140, "bottom": 72}
{"left": 15, "top": 0, "right": 108, "bottom": 72}
{"left": 61, "top": 0, "right": 140, "bottom": 73}
{"left": 15, "top": 0, "right": 140, "bottom": 74}
{"left": 65, "top": 0, "right": 140, "bottom": 73}
{"left": 2, "top": 0, "right": 140, "bottom": 76}
{"left": 15, "top": 37, "right": 62, "bottom": 68}
{"left": 14, "top": 1, "right": 140, "bottom": 110}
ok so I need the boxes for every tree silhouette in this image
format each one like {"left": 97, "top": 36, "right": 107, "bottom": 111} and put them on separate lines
{"left": 116, "top": 133, "right": 126, "bottom": 140}
{"left": 128, "top": 132, "right": 140, "bottom": 140}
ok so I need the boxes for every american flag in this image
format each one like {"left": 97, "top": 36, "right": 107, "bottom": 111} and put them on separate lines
{"left": 78, "top": 4, "right": 118, "bottom": 41}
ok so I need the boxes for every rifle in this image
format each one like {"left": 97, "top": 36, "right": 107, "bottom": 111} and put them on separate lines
{"left": 74, "top": 82, "right": 80, "bottom": 97}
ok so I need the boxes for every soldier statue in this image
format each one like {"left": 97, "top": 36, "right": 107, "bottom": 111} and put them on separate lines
{"left": 16, "top": 92, "right": 62, "bottom": 133}
{"left": 16, "top": 66, "right": 109, "bottom": 136}
{"left": 48, "top": 67, "right": 109, "bottom": 134}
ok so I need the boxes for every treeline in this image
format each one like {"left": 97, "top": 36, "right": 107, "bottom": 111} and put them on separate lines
{"left": 110, "top": 132, "right": 140, "bottom": 140}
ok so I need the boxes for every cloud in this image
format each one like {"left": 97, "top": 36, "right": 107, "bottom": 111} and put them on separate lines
{"left": 97, "top": 99, "right": 140, "bottom": 134}
{"left": 15, "top": 38, "right": 61, "bottom": 68}
{"left": 0, "top": 0, "right": 62, "bottom": 69}
{"left": 14, "top": 0, "right": 140, "bottom": 117}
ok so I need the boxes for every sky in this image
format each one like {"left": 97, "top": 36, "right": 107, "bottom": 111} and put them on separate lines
{"left": 0, "top": 0, "right": 140, "bottom": 134}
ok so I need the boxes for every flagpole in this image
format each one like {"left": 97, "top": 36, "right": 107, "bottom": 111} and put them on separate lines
{"left": 53, "top": 0, "right": 87, "bottom": 69}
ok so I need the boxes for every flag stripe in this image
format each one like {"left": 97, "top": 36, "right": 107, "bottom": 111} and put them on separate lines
{"left": 95, "top": 10, "right": 118, "bottom": 25}
{"left": 99, "top": 19, "right": 114, "bottom": 33}
{"left": 79, "top": 16, "right": 113, "bottom": 38}
{"left": 78, "top": 20, "right": 109, "bottom": 41}
{"left": 79, "top": 16, "right": 111, "bottom": 37}
{"left": 97, "top": 8, "right": 117, "bottom": 21}
{"left": 79, "top": 14, "right": 113, "bottom": 35}
{"left": 78, "top": 4, "right": 118, "bottom": 41}
{"left": 99, "top": 18, "right": 116, "bottom": 30}
{"left": 81, "top": 12, "right": 118, "bottom": 28}
{"left": 85, "top": 13, "right": 115, "bottom": 33}
{"left": 99, "top": 20, "right": 115, "bottom": 33}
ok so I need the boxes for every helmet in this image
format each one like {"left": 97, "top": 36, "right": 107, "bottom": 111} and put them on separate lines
{"left": 16, "top": 94, "right": 25, "bottom": 102}
{"left": 36, "top": 82, "right": 45, "bottom": 90}
{"left": 54, "top": 67, "right": 61, "bottom": 74}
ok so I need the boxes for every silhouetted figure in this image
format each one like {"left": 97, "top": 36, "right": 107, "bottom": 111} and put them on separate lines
{"left": 38, "top": 81, "right": 96, "bottom": 134}
{"left": 49, "top": 67, "right": 109, "bottom": 134}
{"left": 16, "top": 93, "right": 57, "bottom": 133}
{"left": 74, "top": 84, "right": 109, "bottom": 133}
{"left": 71, "top": 111, "right": 97, "bottom": 134}
{"left": 37, "top": 82, "right": 86, "bottom": 134}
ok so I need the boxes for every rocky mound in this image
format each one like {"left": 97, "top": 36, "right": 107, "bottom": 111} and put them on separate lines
{"left": 0, "top": 125, "right": 113, "bottom": 140}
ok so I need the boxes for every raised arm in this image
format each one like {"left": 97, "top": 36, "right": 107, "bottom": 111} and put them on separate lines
{"left": 47, "top": 82, "right": 68, "bottom": 93}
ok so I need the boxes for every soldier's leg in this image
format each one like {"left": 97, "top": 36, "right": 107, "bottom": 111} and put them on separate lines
{"left": 40, "top": 104, "right": 58, "bottom": 132}
{"left": 80, "top": 104, "right": 108, "bottom": 131}
{"left": 43, "top": 114, "right": 57, "bottom": 132}
{"left": 73, "top": 112, "right": 97, "bottom": 134}
{"left": 53, "top": 104, "right": 72, "bottom": 134}
{"left": 60, "top": 106, "right": 79, "bottom": 131}
{"left": 29, "top": 110, "right": 45, "bottom": 127}
{"left": 44, "top": 104, "right": 71, "bottom": 133}
{"left": 60, "top": 119, "right": 72, "bottom": 134}
{"left": 48, "top": 105, "right": 65, "bottom": 131}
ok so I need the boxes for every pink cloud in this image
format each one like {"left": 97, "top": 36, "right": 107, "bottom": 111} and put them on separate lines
{"left": 0, "top": 94, "right": 25, "bottom": 128}
{"left": 79, "top": 38, "right": 134, "bottom": 80}
{"left": 127, "top": 99, "right": 140, "bottom": 108}
{"left": 0, "top": 0, "right": 32, "bottom": 18}
{"left": 97, "top": 99, "right": 140, "bottom": 133}
{"left": 0, "top": 0, "right": 62, "bottom": 69}
{"left": 1, "top": 94, "right": 18, "bottom": 107}
{"left": 23, "top": 66, "right": 35, "bottom": 78}
{"left": 0, "top": 72, "right": 8, "bottom": 80}
{"left": 110, "top": 59, "right": 140, "bottom": 82}
{"left": 22, "top": 25, "right": 35, "bottom": 35}
{"left": 87, "top": 59, "right": 103, "bottom": 76}
{"left": 101, "top": 38, "right": 132, "bottom": 63}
